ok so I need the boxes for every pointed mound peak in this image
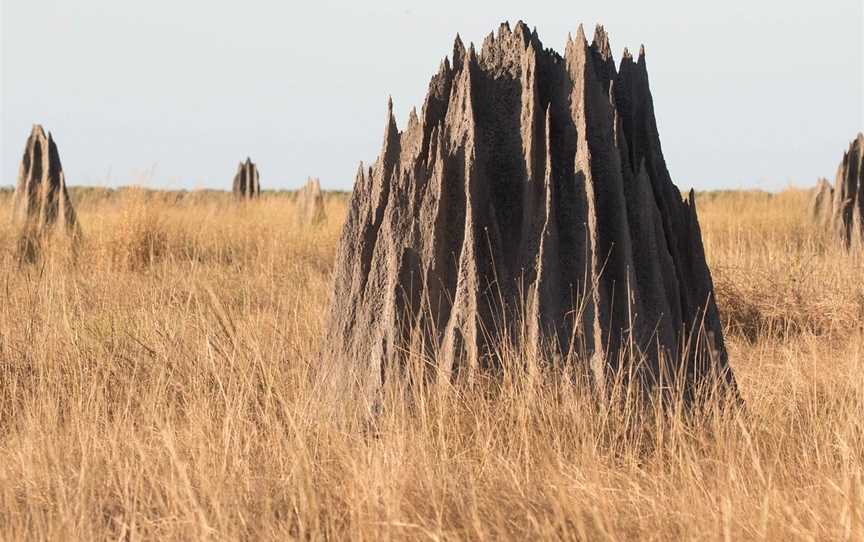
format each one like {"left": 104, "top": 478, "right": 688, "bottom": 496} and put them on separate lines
{"left": 479, "top": 20, "right": 538, "bottom": 61}
{"left": 385, "top": 96, "right": 398, "bottom": 133}
{"left": 565, "top": 27, "right": 588, "bottom": 61}
{"left": 592, "top": 24, "right": 612, "bottom": 60}
{"left": 481, "top": 31, "right": 496, "bottom": 57}
{"left": 462, "top": 41, "right": 478, "bottom": 71}
{"left": 575, "top": 24, "right": 588, "bottom": 45}
{"left": 513, "top": 20, "right": 531, "bottom": 45}
{"left": 452, "top": 34, "right": 466, "bottom": 71}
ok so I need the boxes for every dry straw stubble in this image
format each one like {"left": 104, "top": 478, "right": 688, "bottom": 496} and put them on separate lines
{"left": 0, "top": 186, "right": 860, "bottom": 540}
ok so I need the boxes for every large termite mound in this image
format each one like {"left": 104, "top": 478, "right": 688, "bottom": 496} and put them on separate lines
{"left": 232, "top": 158, "right": 260, "bottom": 199}
{"left": 812, "top": 134, "right": 864, "bottom": 246}
{"left": 297, "top": 177, "right": 326, "bottom": 225}
{"left": 327, "top": 22, "right": 735, "bottom": 393}
{"left": 12, "top": 125, "right": 79, "bottom": 257}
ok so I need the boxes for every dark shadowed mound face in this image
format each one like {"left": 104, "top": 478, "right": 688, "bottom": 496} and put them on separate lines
{"left": 327, "top": 21, "right": 735, "bottom": 394}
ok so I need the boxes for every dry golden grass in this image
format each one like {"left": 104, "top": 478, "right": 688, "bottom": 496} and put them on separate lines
{"left": 0, "top": 186, "right": 861, "bottom": 540}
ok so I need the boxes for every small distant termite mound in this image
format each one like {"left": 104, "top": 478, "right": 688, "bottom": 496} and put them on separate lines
{"left": 232, "top": 158, "right": 260, "bottom": 199}
{"left": 327, "top": 21, "right": 737, "bottom": 398}
{"left": 810, "top": 178, "right": 833, "bottom": 227}
{"left": 811, "top": 133, "right": 864, "bottom": 247}
{"left": 12, "top": 125, "right": 79, "bottom": 260}
{"left": 297, "top": 177, "right": 326, "bottom": 225}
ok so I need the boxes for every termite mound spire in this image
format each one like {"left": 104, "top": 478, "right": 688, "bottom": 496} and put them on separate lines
{"left": 12, "top": 125, "right": 79, "bottom": 260}
{"left": 232, "top": 157, "right": 260, "bottom": 199}
{"left": 812, "top": 133, "right": 864, "bottom": 247}
{"left": 326, "top": 22, "right": 736, "bottom": 397}
{"left": 297, "top": 177, "right": 326, "bottom": 225}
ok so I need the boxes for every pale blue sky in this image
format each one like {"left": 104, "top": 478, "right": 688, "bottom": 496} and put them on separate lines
{"left": 1, "top": 0, "right": 862, "bottom": 191}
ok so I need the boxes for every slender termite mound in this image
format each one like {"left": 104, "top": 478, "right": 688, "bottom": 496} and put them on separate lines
{"left": 810, "top": 178, "right": 834, "bottom": 227}
{"left": 327, "top": 22, "right": 736, "bottom": 396}
{"left": 12, "top": 125, "right": 79, "bottom": 260}
{"left": 297, "top": 177, "right": 326, "bottom": 225}
{"left": 813, "top": 134, "right": 864, "bottom": 247}
{"left": 232, "top": 158, "right": 260, "bottom": 199}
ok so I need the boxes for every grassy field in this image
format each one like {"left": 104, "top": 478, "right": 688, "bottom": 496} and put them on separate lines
{"left": 0, "top": 186, "right": 861, "bottom": 540}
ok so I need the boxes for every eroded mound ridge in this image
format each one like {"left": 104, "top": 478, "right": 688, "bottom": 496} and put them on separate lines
{"left": 812, "top": 134, "right": 864, "bottom": 246}
{"left": 232, "top": 158, "right": 260, "bottom": 199}
{"left": 13, "top": 125, "right": 78, "bottom": 242}
{"left": 328, "top": 22, "right": 735, "bottom": 392}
